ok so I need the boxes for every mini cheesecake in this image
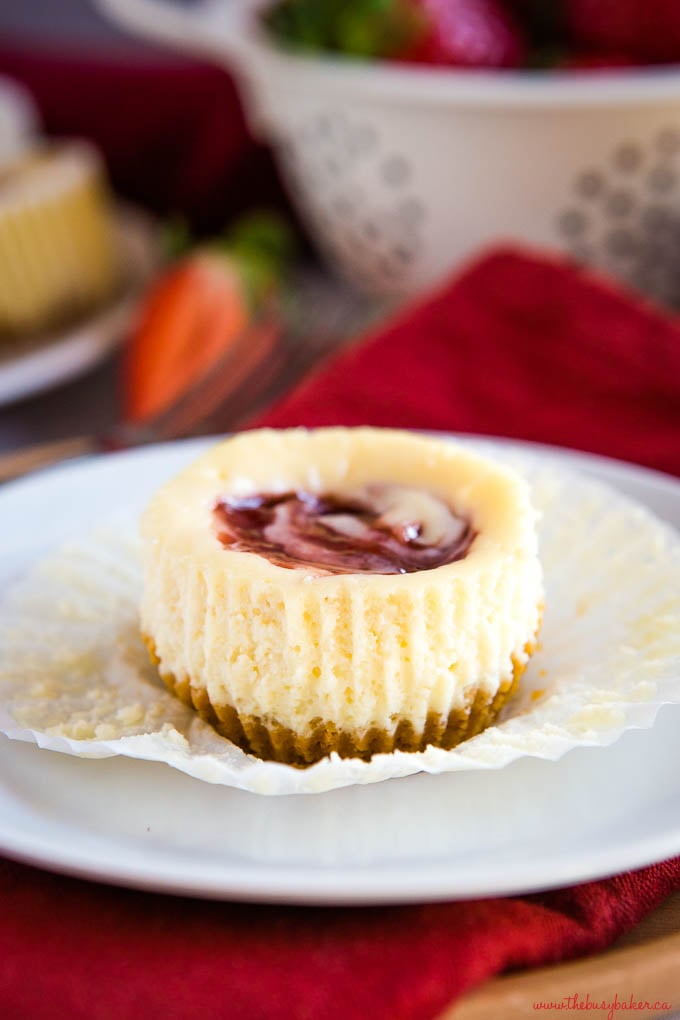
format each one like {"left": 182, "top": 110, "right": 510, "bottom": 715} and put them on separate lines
{"left": 140, "top": 428, "right": 543, "bottom": 765}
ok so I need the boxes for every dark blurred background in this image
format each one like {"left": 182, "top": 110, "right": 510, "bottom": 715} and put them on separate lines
{"left": 0, "top": 0, "right": 302, "bottom": 454}
{"left": 1, "top": 0, "right": 142, "bottom": 45}
{"left": 0, "top": 0, "right": 288, "bottom": 231}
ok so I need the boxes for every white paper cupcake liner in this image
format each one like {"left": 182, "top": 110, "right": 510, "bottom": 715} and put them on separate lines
{"left": 1, "top": 451, "right": 679, "bottom": 795}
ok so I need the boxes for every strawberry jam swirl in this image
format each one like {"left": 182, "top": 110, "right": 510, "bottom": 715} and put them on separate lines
{"left": 212, "top": 484, "right": 475, "bottom": 575}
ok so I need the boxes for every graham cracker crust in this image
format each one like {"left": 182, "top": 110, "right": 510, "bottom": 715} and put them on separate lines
{"left": 144, "top": 635, "right": 532, "bottom": 767}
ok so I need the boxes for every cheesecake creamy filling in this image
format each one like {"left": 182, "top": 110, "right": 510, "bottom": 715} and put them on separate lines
{"left": 212, "top": 484, "right": 475, "bottom": 574}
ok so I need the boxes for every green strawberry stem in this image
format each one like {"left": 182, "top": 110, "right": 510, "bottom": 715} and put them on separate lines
{"left": 160, "top": 215, "right": 193, "bottom": 262}
{"left": 160, "top": 211, "right": 295, "bottom": 310}
{"left": 214, "top": 211, "right": 295, "bottom": 308}
{"left": 263, "top": 0, "right": 426, "bottom": 59}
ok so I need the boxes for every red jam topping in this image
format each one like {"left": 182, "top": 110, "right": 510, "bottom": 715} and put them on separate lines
{"left": 212, "top": 484, "right": 474, "bottom": 575}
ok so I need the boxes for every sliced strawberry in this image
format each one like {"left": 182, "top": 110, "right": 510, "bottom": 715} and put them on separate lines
{"left": 124, "top": 255, "right": 249, "bottom": 423}
{"left": 403, "top": 0, "right": 526, "bottom": 68}
{"left": 123, "top": 213, "right": 292, "bottom": 425}
{"left": 565, "top": 0, "right": 680, "bottom": 64}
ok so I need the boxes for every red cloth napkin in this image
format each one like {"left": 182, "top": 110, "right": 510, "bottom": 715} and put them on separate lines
{"left": 259, "top": 247, "right": 680, "bottom": 477}
{"left": 2, "top": 248, "right": 680, "bottom": 1020}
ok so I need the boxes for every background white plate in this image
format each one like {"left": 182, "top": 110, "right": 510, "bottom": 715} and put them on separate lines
{"left": 0, "top": 206, "right": 158, "bottom": 408}
{"left": 0, "top": 435, "right": 679, "bottom": 904}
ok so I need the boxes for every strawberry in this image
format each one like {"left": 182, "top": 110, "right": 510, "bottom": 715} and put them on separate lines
{"left": 264, "top": 0, "right": 525, "bottom": 68}
{"left": 558, "top": 51, "right": 637, "bottom": 70}
{"left": 406, "top": 0, "right": 526, "bottom": 68}
{"left": 565, "top": 0, "right": 680, "bottom": 64}
{"left": 123, "top": 214, "right": 292, "bottom": 424}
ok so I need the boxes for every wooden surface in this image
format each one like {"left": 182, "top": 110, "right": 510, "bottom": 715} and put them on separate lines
{"left": 443, "top": 892, "right": 680, "bottom": 1019}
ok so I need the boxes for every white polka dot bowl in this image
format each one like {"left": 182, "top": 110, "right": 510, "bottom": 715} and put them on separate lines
{"left": 101, "top": 0, "right": 680, "bottom": 300}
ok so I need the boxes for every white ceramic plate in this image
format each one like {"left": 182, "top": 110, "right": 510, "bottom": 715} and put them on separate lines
{"left": 0, "top": 206, "right": 158, "bottom": 408}
{"left": 0, "top": 435, "right": 679, "bottom": 905}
